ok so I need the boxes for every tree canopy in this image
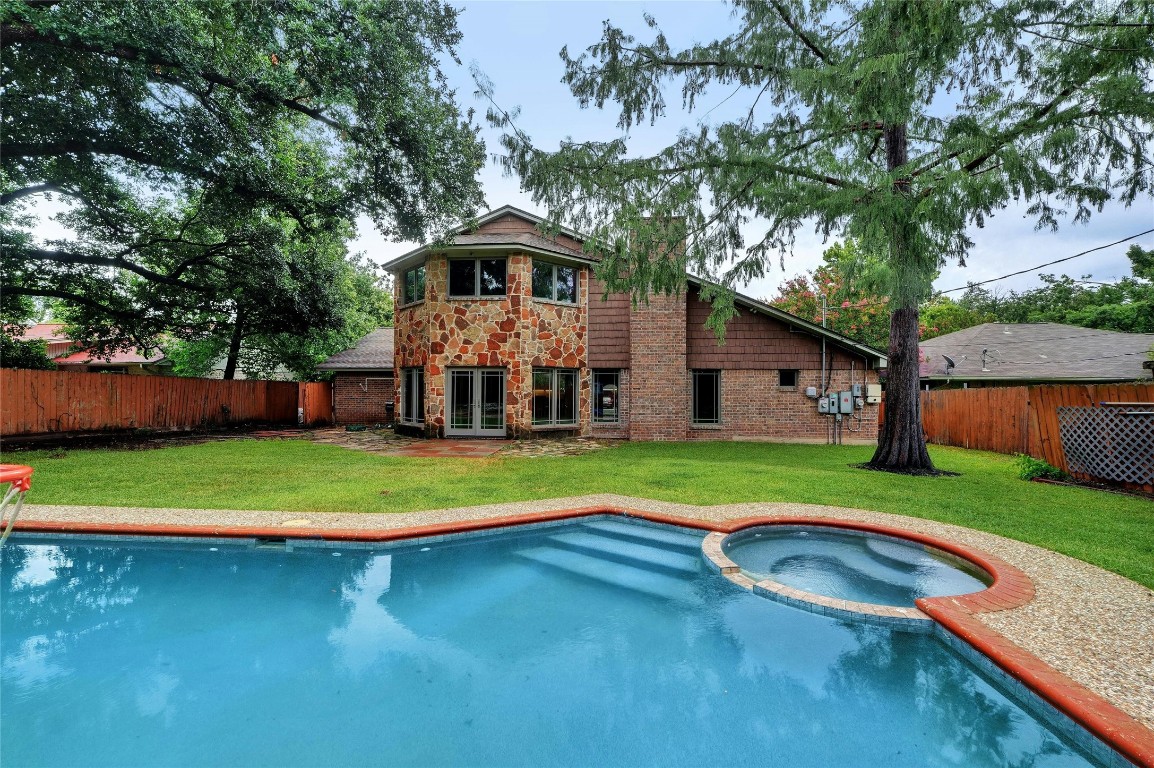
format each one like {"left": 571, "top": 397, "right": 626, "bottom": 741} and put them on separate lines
{"left": 1, "top": 0, "right": 483, "bottom": 373}
{"left": 489, "top": 0, "right": 1154, "bottom": 471}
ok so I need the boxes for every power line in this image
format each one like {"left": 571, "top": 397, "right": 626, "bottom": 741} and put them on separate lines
{"left": 936, "top": 229, "right": 1154, "bottom": 295}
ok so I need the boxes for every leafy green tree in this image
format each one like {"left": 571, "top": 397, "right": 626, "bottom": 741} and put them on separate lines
{"left": 2, "top": 0, "right": 482, "bottom": 361}
{"left": 0, "top": 325, "right": 57, "bottom": 370}
{"left": 770, "top": 241, "right": 892, "bottom": 350}
{"left": 958, "top": 246, "right": 1154, "bottom": 333}
{"left": 918, "top": 297, "right": 994, "bottom": 340}
{"left": 489, "top": 0, "right": 1153, "bottom": 472}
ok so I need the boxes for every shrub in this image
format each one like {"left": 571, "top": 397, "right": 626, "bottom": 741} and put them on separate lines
{"left": 1015, "top": 454, "right": 1069, "bottom": 482}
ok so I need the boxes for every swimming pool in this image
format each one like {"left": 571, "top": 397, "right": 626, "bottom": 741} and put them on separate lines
{"left": 0, "top": 516, "right": 1128, "bottom": 767}
{"left": 722, "top": 525, "right": 990, "bottom": 606}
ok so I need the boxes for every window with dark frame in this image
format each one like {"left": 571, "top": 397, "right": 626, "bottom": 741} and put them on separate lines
{"left": 692, "top": 370, "right": 720, "bottom": 425}
{"left": 403, "top": 265, "right": 426, "bottom": 305}
{"left": 401, "top": 367, "right": 424, "bottom": 425}
{"left": 592, "top": 370, "right": 620, "bottom": 423}
{"left": 532, "top": 368, "right": 579, "bottom": 426}
{"left": 531, "top": 261, "right": 579, "bottom": 304}
{"left": 778, "top": 369, "right": 799, "bottom": 388}
{"left": 449, "top": 257, "right": 506, "bottom": 298}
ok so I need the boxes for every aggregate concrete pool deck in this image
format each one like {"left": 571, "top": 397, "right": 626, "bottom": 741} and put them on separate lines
{"left": 15, "top": 494, "right": 1154, "bottom": 761}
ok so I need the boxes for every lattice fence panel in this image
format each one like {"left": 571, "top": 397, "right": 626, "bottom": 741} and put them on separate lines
{"left": 1057, "top": 406, "right": 1154, "bottom": 485}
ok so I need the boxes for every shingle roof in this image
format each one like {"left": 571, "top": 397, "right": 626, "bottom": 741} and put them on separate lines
{"left": 317, "top": 328, "right": 394, "bottom": 371}
{"left": 918, "top": 323, "right": 1154, "bottom": 381}
{"left": 452, "top": 232, "right": 586, "bottom": 258}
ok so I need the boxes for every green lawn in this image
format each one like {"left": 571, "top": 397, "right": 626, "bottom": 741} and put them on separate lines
{"left": 7, "top": 439, "right": 1153, "bottom": 588}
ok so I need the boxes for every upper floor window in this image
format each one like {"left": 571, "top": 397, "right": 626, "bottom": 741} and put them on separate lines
{"left": 449, "top": 257, "right": 507, "bottom": 298}
{"left": 532, "top": 261, "right": 578, "bottom": 304}
{"left": 402, "top": 265, "right": 426, "bottom": 305}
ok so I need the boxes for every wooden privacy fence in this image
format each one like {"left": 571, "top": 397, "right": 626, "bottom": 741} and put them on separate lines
{"left": 1, "top": 369, "right": 334, "bottom": 437}
{"left": 917, "top": 383, "right": 1154, "bottom": 493}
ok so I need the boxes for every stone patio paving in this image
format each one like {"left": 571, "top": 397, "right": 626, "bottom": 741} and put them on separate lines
{"left": 306, "top": 427, "right": 617, "bottom": 458}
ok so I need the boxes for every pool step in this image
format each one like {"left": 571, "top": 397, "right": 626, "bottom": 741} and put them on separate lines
{"left": 542, "top": 531, "right": 701, "bottom": 576}
{"left": 577, "top": 519, "right": 704, "bottom": 555}
{"left": 515, "top": 547, "right": 698, "bottom": 604}
{"left": 864, "top": 538, "right": 925, "bottom": 571}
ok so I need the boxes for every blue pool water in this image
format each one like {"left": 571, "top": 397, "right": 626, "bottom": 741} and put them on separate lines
{"left": 724, "top": 526, "right": 989, "bottom": 606}
{"left": 0, "top": 518, "right": 1120, "bottom": 767}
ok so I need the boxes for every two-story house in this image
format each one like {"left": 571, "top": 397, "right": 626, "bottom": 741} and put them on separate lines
{"left": 337, "top": 206, "right": 886, "bottom": 441}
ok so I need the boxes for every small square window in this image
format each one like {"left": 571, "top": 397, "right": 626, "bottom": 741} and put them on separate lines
{"left": 779, "top": 369, "right": 798, "bottom": 388}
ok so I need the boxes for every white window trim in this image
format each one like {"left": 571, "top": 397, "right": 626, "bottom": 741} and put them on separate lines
{"left": 400, "top": 367, "right": 424, "bottom": 425}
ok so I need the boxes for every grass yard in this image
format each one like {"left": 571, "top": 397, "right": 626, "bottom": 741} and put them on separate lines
{"left": 7, "top": 438, "right": 1153, "bottom": 589}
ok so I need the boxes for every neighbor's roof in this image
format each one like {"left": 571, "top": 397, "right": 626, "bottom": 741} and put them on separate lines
{"left": 918, "top": 322, "right": 1154, "bottom": 382}
{"left": 382, "top": 206, "right": 591, "bottom": 273}
{"left": 317, "top": 328, "right": 394, "bottom": 371}
{"left": 16, "top": 323, "right": 69, "bottom": 342}
{"left": 54, "top": 348, "right": 166, "bottom": 365}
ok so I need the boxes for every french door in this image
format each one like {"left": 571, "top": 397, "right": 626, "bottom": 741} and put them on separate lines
{"left": 446, "top": 368, "right": 507, "bottom": 437}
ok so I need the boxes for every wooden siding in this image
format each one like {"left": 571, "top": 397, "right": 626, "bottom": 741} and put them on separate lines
{"left": 473, "top": 213, "right": 585, "bottom": 254}
{"left": 1, "top": 369, "right": 332, "bottom": 436}
{"left": 915, "top": 383, "right": 1154, "bottom": 493}
{"left": 587, "top": 277, "right": 631, "bottom": 368}
{"left": 685, "top": 287, "right": 870, "bottom": 371}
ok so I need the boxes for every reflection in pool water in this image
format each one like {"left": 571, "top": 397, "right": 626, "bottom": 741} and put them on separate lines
{"left": 0, "top": 518, "right": 1113, "bottom": 767}
{"left": 724, "top": 526, "right": 989, "bottom": 606}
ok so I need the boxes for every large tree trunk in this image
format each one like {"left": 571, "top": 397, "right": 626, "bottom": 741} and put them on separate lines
{"left": 221, "top": 307, "right": 245, "bottom": 380}
{"left": 868, "top": 122, "right": 937, "bottom": 473}
{"left": 870, "top": 305, "right": 934, "bottom": 470}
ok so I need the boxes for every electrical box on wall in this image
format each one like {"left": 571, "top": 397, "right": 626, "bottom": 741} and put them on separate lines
{"left": 827, "top": 393, "right": 839, "bottom": 413}
{"left": 838, "top": 391, "right": 854, "bottom": 414}
{"left": 851, "top": 383, "right": 862, "bottom": 397}
{"left": 865, "top": 384, "right": 882, "bottom": 404}
{"left": 805, "top": 386, "right": 818, "bottom": 399}
{"left": 818, "top": 398, "right": 830, "bottom": 414}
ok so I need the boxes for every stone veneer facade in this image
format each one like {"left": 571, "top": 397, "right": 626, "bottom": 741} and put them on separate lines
{"left": 394, "top": 253, "right": 590, "bottom": 438}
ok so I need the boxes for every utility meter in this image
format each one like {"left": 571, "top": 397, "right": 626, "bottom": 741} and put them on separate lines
{"left": 818, "top": 398, "right": 830, "bottom": 414}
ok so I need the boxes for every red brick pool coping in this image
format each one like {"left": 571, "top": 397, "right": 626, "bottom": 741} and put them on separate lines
{"left": 11, "top": 506, "right": 1154, "bottom": 768}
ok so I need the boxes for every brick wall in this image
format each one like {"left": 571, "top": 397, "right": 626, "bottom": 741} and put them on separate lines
{"left": 333, "top": 372, "right": 395, "bottom": 426}
{"left": 628, "top": 290, "right": 688, "bottom": 440}
{"left": 686, "top": 368, "right": 880, "bottom": 442}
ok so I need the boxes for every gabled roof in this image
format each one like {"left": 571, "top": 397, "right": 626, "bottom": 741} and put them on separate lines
{"left": 383, "top": 206, "right": 591, "bottom": 273}
{"left": 918, "top": 322, "right": 1154, "bottom": 382}
{"left": 686, "top": 275, "right": 889, "bottom": 367}
{"left": 317, "top": 328, "right": 395, "bottom": 371}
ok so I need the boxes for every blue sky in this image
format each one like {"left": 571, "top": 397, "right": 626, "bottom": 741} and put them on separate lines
{"left": 353, "top": 0, "right": 1154, "bottom": 301}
